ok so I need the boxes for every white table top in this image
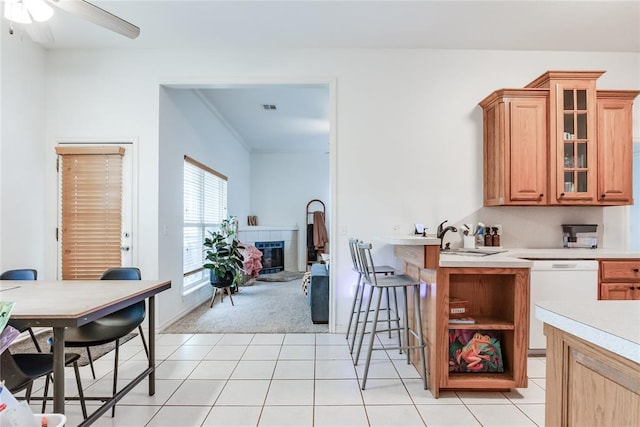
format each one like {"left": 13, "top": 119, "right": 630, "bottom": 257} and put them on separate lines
{"left": 535, "top": 300, "right": 640, "bottom": 364}
{"left": 1, "top": 280, "right": 171, "bottom": 327}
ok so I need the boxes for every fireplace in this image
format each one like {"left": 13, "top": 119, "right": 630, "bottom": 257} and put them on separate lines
{"left": 255, "top": 241, "right": 284, "bottom": 274}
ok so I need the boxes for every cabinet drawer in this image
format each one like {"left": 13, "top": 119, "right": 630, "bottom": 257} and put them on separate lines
{"left": 600, "top": 260, "right": 640, "bottom": 281}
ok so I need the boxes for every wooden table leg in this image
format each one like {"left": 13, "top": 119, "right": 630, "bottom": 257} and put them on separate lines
{"left": 53, "top": 327, "right": 66, "bottom": 414}
{"left": 149, "top": 296, "right": 156, "bottom": 396}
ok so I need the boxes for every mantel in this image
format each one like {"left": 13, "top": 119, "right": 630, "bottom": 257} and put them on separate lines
{"left": 238, "top": 226, "right": 299, "bottom": 231}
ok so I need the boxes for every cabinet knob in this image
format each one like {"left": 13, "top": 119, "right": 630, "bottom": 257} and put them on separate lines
{"left": 633, "top": 268, "right": 639, "bottom": 273}
{"left": 560, "top": 192, "right": 565, "bottom": 197}
{"left": 601, "top": 194, "right": 606, "bottom": 198}
{"left": 539, "top": 193, "right": 544, "bottom": 199}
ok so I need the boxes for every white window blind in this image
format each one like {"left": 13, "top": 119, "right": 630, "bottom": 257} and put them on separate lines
{"left": 56, "top": 146, "right": 124, "bottom": 280}
{"left": 183, "top": 155, "right": 228, "bottom": 294}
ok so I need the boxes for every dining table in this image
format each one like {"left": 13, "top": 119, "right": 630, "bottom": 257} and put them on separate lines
{"left": 1, "top": 278, "right": 171, "bottom": 426}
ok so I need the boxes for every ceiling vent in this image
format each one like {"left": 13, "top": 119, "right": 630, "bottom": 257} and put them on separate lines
{"left": 261, "top": 104, "right": 277, "bottom": 111}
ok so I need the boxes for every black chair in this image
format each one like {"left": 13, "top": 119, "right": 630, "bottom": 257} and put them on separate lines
{"left": 62, "top": 267, "right": 148, "bottom": 416}
{"left": 1, "top": 269, "right": 42, "bottom": 352}
{"left": 1, "top": 349, "right": 87, "bottom": 418}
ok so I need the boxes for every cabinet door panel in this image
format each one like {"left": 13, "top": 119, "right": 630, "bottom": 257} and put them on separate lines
{"left": 597, "top": 98, "right": 633, "bottom": 203}
{"left": 508, "top": 98, "right": 546, "bottom": 202}
{"left": 600, "top": 283, "right": 637, "bottom": 300}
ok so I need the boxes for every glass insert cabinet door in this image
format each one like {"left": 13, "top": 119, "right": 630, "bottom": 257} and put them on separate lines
{"left": 561, "top": 89, "right": 591, "bottom": 195}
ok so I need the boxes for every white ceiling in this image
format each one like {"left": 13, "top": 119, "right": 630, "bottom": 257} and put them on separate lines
{"left": 7, "top": 1, "right": 639, "bottom": 153}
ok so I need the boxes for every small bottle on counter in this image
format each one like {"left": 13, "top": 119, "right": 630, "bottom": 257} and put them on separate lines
{"left": 484, "top": 227, "right": 493, "bottom": 247}
{"left": 476, "top": 227, "right": 484, "bottom": 247}
{"left": 492, "top": 227, "right": 501, "bottom": 247}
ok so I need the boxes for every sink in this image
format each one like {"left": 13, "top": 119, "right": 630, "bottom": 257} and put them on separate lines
{"left": 441, "top": 248, "right": 507, "bottom": 257}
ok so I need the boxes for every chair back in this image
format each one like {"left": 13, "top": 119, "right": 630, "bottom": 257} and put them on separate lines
{"left": 100, "top": 267, "right": 141, "bottom": 281}
{"left": 0, "top": 269, "right": 37, "bottom": 280}
{"left": 0, "top": 351, "right": 32, "bottom": 393}
{"left": 348, "top": 238, "right": 360, "bottom": 273}
{"left": 357, "top": 242, "right": 378, "bottom": 286}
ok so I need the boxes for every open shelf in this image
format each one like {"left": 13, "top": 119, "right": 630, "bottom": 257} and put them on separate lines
{"left": 448, "top": 317, "right": 515, "bottom": 330}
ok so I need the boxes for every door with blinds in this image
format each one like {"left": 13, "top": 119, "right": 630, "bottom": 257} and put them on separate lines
{"left": 56, "top": 144, "right": 133, "bottom": 280}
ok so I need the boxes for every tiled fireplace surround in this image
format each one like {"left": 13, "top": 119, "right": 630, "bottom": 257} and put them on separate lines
{"left": 237, "top": 226, "right": 299, "bottom": 272}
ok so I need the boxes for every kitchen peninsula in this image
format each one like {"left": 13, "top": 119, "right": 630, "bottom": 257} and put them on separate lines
{"left": 378, "top": 236, "right": 531, "bottom": 398}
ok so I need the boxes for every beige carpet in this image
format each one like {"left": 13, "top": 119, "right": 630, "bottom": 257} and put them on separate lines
{"left": 163, "top": 279, "right": 329, "bottom": 334}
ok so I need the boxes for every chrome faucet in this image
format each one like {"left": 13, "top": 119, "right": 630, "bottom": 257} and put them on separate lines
{"left": 437, "top": 220, "right": 457, "bottom": 250}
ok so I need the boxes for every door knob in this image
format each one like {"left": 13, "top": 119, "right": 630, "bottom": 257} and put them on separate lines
{"left": 121, "top": 246, "right": 130, "bottom": 251}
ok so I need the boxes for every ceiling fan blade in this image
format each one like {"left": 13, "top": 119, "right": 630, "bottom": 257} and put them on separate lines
{"left": 24, "top": 20, "right": 56, "bottom": 44}
{"left": 48, "top": 0, "right": 140, "bottom": 39}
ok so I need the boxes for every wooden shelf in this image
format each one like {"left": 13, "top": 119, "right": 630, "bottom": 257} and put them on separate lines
{"left": 448, "top": 317, "right": 515, "bottom": 330}
{"left": 447, "top": 372, "right": 516, "bottom": 389}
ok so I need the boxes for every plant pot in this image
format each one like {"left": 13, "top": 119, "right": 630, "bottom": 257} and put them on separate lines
{"left": 210, "top": 270, "right": 234, "bottom": 288}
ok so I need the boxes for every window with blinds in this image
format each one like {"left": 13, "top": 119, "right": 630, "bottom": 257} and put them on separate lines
{"left": 56, "top": 146, "right": 124, "bottom": 280}
{"left": 183, "top": 155, "right": 228, "bottom": 294}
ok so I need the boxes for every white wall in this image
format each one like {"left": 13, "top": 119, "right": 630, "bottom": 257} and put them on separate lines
{"left": 0, "top": 22, "right": 47, "bottom": 275}
{"left": 158, "top": 87, "right": 251, "bottom": 326}
{"left": 250, "top": 151, "right": 330, "bottom": 271}
{"left": 2, "top": 46, "right": 638, "bottom": 331}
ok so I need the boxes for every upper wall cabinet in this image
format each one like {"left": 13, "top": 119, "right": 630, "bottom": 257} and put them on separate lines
{"left": 480, "top": 71, "right": 639, "bottom": 207}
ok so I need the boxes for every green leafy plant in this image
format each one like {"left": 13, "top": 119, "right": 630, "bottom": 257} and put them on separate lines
{"left": 203, "top": 216, "right": 245, "bottom": 287}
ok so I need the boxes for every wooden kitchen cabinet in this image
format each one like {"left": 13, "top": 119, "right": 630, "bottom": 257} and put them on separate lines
{"left": 597, "top": 91, "right": 639, "bottom": 204}
{"left": 480, "top": 89, "right": 548, "bottom": 205}
{"left": 412, "top": 266, "right": 530, "bottom": 397}
{"left": 598, "top": 259, "right": 640, "bottom": 300}
{"left": 480, "top": 71, "right": 639, "bottom": 206}
{"left": 545, "top": 323, "right": 640, "bottom": 427}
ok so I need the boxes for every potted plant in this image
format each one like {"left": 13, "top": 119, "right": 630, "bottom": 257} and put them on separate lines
{"left": 203, "top": 216, "right": 245, "bottom": 291}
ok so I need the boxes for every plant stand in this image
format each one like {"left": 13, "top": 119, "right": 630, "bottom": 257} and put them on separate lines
{"left": 210, "top": 285, "right": 234, "bottom": 307}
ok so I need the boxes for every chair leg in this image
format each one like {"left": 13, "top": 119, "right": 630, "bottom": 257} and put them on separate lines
{"left": 138, "top": 325, "right": 149, "bottom": 359}
{"left": 354, "top": 284, "right": 375, "bottom": 366}
{"left": 42, "top": 375, "right": 50, "bottom": 413}
{"left": 391, "top": 287, "right": 402, "bottom": 354}
{"left": 349, "top": 278, "right": 366, "bottom": 353}
{"left": 384, "top": 288, "right": 392, "bottom": 338}
{"left": 86, "top": 346, "right": 96, "bottom": 379}
{"left": 413, "top": 284, "right": 428, "bottom": 390}
{"left": 25, "top": 382, "right": 33, "bottom": 403}
{"left": 73, "top": 361, "right": 88, "bottom": 419}
{"left": 346, "top": 274, "right": 362, "bottom": 341}
{"left": 28, "top": 327, "right": 42, "bottom": 352}
{"left": 362, "top": 286, "right": 384, "bottom": 390}
{"left": 402, "top": 287, "right": 411, "bottom": 364}
{"left": 112, "top": 339, "right": 120, "bottom": 417}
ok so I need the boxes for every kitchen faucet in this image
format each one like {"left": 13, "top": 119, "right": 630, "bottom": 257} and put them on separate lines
{"left": 437, "top": 220, "right": 457, "bottom": 250}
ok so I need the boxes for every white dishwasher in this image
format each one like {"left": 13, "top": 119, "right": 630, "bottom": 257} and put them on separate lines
{"left": 529, "top": 259, "right": 599, "bottom": 352}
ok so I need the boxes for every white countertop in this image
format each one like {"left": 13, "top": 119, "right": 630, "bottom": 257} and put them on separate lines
{"left": 376, "top": 235, "right": 441, "bottom": 246}
{"left": 535, "top": 300, "right": 640, "bottom": 364}
{"left": 377, "top": 235, "right": 640, "bottom": 268}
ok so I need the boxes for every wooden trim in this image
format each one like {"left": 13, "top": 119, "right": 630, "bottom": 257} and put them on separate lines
{"left": 55, "top": 146, "right": 125, "bottom": 156}
{"left": 184, "top": 155, "right": 228, "bottom": 181}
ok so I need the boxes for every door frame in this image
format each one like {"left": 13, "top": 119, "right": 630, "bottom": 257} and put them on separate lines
{"left": 161, "top": 77, "right": 337, "bottom": 332}
{"left": 54, "top": 139, "right": 139, "bottom": 279}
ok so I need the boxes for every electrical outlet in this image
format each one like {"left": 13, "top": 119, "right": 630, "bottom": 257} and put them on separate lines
{"left": 495, "top": 224, "right": 503, "bottom": 235}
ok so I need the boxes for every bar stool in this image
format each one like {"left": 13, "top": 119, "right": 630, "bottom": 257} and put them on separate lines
{"left": 355, "top": 242, "right": 427, "bottom": 391}
{"left": 346, "top": 238, "right": 398, "bottom": 354}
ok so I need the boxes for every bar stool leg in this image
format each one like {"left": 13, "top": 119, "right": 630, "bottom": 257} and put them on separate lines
{"left": 348, "top": 275, "right": 367, "bottom": 353}
{"left": 354, "top": 284, "right": 375, "bottom": 366}
{"left": 346, "top": 273, "right": 363, "bottom": 348}
{"left": 361, "top": 285, "right": 384, "bottom": 390}
{"left": 384, "top": 288, "right": 392, "bottom": 338}
{"left": 413, "top": 283, "right": 428, "bottom": 389}
{"left": 402, "top": 286, "right": 411, "bottom": 364}
{"left": 391, "top": 287, "right": 403, "bottom": 354}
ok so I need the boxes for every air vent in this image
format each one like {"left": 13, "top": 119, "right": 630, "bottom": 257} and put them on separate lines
{"left": 261, "top": 104, "right": 277, "bottom": 110}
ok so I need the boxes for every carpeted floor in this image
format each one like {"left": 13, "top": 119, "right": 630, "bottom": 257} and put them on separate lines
{"left": 255, "top": 271, "right": 305, "bottom": 282}
{"left": 163, "top": 277, "right": 329, "bottom": 334}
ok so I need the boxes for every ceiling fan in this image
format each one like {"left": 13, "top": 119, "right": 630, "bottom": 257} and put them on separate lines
{"left": 4, "top": 0, "right": 140, "bottom": 43}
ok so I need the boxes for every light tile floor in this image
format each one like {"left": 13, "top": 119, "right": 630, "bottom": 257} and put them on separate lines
{"left": 25, "top": 333, "right": 546, "bottom": 426}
